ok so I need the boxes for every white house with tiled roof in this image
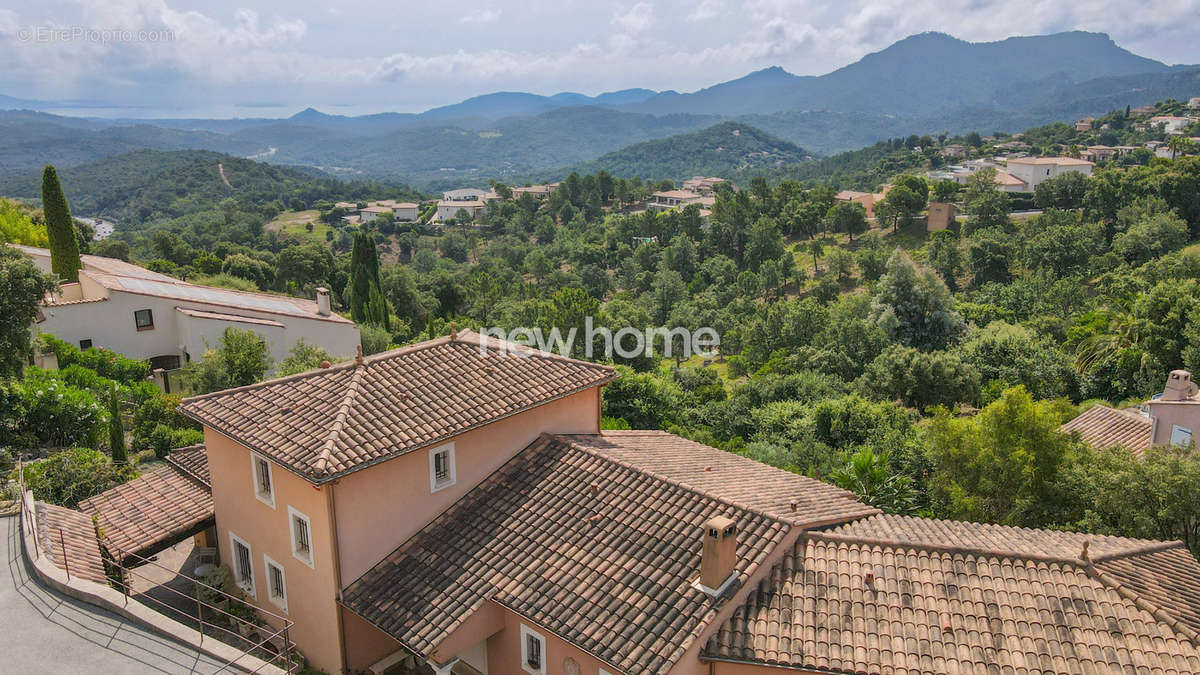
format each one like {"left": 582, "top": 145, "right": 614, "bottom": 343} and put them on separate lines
{"left": 14, "top": 245, "right": 359, "bottom": 372}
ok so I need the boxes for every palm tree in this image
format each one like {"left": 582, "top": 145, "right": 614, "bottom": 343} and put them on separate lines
{"left": 1167, "top": 135, "right": 1197, "bottom": 160}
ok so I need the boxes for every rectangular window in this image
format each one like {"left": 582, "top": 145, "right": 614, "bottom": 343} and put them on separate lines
{"left": 288, "top": 506, "right": 313, "bottom": 567}
{"left": 79, "top": 339, "right": 93, "bottom": 350}
{"left": 134, "top": 309, "right": 154, "bottom": 331}
{"left": 229, "top": 532, "right": 255, "bottom": 597}
{"left": 429, "top": 443, "right": 456, "bottom": 493}
{"left": 1171, "top": 424, "right": 1193, "bottom": 447}
{"left": 251, "top": 454, "right": 275, "bottom": 508}
{"left": 520, "top": 624, "right": 545, "bottom": 675}
{"left": 264, "top": 556, "right": 287, "bottom": 612}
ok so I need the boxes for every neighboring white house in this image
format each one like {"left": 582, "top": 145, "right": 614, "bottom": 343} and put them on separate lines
{"left": 359, "top": 205, "right": 392, "bottom": 222}
{"left": 1150, "top": 116, "right": 1192, "bottom": 135}
{"left": 14, "top": 245, "right": 360, "bottom": 372}
{"left": 1003, "top": 157, "right": 1094, "bottom": 191}
{"left": 441, "top": 188, "right": 489, "bottom": 201}
{"left": 434, "top": 199, "right": 486, "bottom": 222}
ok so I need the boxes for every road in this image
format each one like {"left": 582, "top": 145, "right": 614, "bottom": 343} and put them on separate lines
{"left": 0, "top": 515, "right": 225, "bottom": 674}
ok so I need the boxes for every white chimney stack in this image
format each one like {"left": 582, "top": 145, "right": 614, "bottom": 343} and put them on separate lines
{"left": 316, "top": 287, "right": 331, "bottom": 316}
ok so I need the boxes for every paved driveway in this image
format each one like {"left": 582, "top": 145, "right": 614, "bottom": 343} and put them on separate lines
{"left": 0, "top": 514, "right": 226, "bottom": 674}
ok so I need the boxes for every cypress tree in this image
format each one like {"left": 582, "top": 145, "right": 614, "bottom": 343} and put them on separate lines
{"left": 348, "top": 230, "right": 389, "bottom": 329}
{"left": 41, "top": 165, "right": 81, "bottom": 280}
{"left": 108, "top": 384, "right": 127, "bottom": 464}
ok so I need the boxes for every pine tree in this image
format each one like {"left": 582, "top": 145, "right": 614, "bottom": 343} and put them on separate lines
{"left": 108, "top": 385, "right": 127, "bottom": 464}
{"left": 41, "top": 165, "right": 81, "bottom": 280}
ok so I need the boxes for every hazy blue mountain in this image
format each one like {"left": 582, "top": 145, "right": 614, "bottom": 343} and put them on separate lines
{"left": 0, "top": 31, "right": 1191, "bottom": 188}
{"left": 624, "top": 31, "right": 1171, "bottom": 116}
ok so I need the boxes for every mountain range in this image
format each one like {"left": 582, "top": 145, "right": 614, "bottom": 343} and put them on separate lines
{"left": 1, "top": 31, "right": 1196, "bottom": 190}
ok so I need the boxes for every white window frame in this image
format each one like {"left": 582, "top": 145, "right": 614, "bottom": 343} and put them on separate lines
{"left": 428, "top": 443, "right": 456, "bottom": 493}
{"left": 288, "top": 505, "right": 314, "bottom": 568}
{"left": 263, "top": 554, "right": 288, "bottom": 613}
{"left": 229, "top": 531, "right": 256, "bottom": 598}
{"left": 1171, "top": 424, "right": 1194, "bottom": 447}
{"left": 250, "top": 453, "right": 275, "bottom": 509}
{"left": 519, "top": 624, "right": 546, "bottom": 675}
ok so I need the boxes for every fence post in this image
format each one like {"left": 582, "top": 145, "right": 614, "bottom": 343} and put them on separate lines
{"left": 196, "top": 579, "right": 204, "bottom": 645}
{"left": 58, "top": 528, "right": 70, "bottom": 581}
{"left": 284, "top": 624, "right": 292, "bottom": 674}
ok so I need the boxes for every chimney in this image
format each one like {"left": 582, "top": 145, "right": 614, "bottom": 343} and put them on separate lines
{"left": 699, "top": 516, "right": 737, "bottom": 592}
{"left": 1161, "top": 370, "right": 1199, "bottom": 401}
{"left": 315, "top": 287, "right": 331, "bottom": 316}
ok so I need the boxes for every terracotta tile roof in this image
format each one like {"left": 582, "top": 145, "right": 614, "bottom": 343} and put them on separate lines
{"left": 706, "top": 515, "right": 1200, "bottom": 674}
{"left": 830, "top": 513, "right": 1158, "bottom": 559}
{"left": 1060, "top": 404, "right": 1153, "bottom": 455}
{"left": 562, "top": 431, "right": 879, "bottom": 527}
{"left": 180, "top": 331, "right": 616, "bottom": 483}
{"left": 79, "top": 457, "right": 214, "bottom": 562}
{"left": 44, "top": 296, "right": 110, "bottom": 306}
{"left": 36, "top": 502, "right": 108, "bottom": 584}
{"left": 175, "top": 307, "right": 286, "bottom": 328}
{"left": 341, "top": 432, "right": 801, "bottom": 674}
{"left": 165, "top": 444, "right": 210, "bottom": 487}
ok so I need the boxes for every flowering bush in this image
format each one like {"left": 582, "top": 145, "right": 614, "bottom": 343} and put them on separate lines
{"left": 0, "top": 373, "right": 103, "bottom": 449}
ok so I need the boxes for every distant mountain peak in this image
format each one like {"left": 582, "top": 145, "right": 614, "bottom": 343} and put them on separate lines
{"left": 290, "top": 107, "right": 333, "bottom": 120}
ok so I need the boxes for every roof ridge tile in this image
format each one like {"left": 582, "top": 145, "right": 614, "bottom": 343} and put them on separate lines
{"left": 314, "top": 360, "right": 370, "bottom": 476}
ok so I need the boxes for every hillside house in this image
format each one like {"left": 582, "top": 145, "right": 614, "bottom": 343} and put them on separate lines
{"left": 834, "top": 186, "right": 890, "bottom": 218}
{"left": 941, "top": 143, "right": 967, "bottom": 158}
{"left": 926, "top": 201, "right": 957, "bottom": 231}
{"left": 39, "top": 330, "right": 1200, "bottom": 674}
{"left": 1004, "top": 156, "right": 1094, "bottom": 191}
{"left": 510, "top": 183, "right": 558, "bottom": 198}
{"left": 681, "top": 176, "right": 727, "bottom": 194}
{"left": 1150, "top": 116, "right": 1192, "bottom": 134}
{"left": 1075, "top": 117, "right": 1094, "bottom": 132}
{"left": 1061, "top": 370, "right": 1200, "bottom": 454}
{"left": 15, "top": 245, "right": 359, "bottom": 372}
{"left": 434, "top": 199, "right": 486, "bottom": 222}
{"left": 371, "top": 200, "right": 419, "bottom": 222}
{"left": 648, "top": 189, "right": 712, "bottom": 213}
{"left": 359, "top": 206, "right": 392, "bottom": 222}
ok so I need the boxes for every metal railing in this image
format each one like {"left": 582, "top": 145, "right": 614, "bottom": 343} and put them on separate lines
{"left": 14, "top": 458, "right": 297, "bottom": 674}
{"left": 104, "top": 541, "right": 298, "bottom": 674}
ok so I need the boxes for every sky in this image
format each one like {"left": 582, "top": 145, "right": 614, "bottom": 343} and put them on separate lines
{"left": 0, "top": 0, "right": 1198, "bottom": 118}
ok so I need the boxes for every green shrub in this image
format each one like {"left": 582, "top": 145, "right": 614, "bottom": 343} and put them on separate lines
{"left": 0, "top": 372, "right": 104, "bottom": 448}
{"left": 40, "top": 334, "right": 150, "bottom": 385}
{"left": 16, "top": 447, "right": 136, "bottom": 507}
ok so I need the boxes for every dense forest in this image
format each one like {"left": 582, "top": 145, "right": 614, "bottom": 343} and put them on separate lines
{"left": 4, "top": 105, "right": 1200, "bottom": 560}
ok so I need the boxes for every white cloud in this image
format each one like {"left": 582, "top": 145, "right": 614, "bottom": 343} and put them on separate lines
{"left": 460, "top": 8, "right": 502, "bottom": 25}
{"left": 687, "top": 0, "right": 721, "bottom": 22}
{"left": 1, "top": 0, "right": 1198, "bottom": 112}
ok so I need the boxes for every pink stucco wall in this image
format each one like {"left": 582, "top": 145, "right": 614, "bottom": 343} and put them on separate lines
{"left": 204, "top": 428, "right": 345, "bottom": 673}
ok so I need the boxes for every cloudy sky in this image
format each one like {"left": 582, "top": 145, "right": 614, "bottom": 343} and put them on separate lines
{"left": 0, "top": 0, "right": 1198, "bottom": 117}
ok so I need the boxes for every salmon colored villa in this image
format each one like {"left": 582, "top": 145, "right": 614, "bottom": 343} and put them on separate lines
{"left": 170, "top": 330, "right": 1200, "bottom": 675}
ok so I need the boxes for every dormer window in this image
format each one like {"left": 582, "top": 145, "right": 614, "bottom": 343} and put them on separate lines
{"left": 252, "top": 453, "right": 275, "bottom": 508}
{"left": 429, "top": 443, "right": 456, "bottom": 493}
